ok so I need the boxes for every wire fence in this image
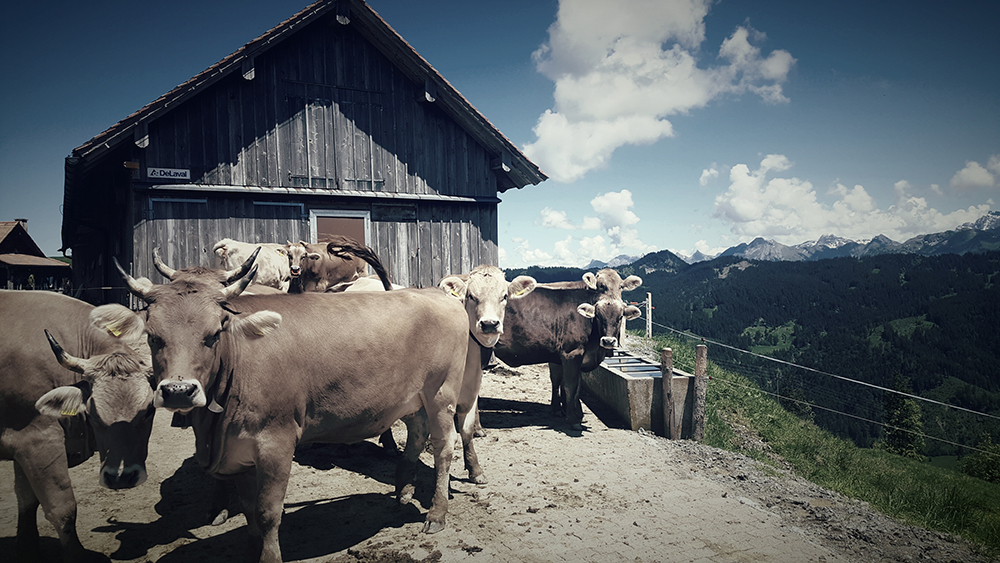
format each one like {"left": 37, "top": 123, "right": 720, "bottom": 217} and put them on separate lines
{"left": 632, "top": 315, "right": 1000, "bottom": 459}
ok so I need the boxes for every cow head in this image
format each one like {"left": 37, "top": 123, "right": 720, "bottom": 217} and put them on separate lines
{"left": 286, "top": 241, "right": 308, "bottom": 281}
{"left": 116, "top": 257, "right": 281, "bottom": 414}
{"left": 576, "top": 268, "right": 643, "bottom": 349}
{"left": 36, "top": 304, "right": 155, "bottom": 489}
{"left": 440, "top": 266, "right": 536, "bottom": 348}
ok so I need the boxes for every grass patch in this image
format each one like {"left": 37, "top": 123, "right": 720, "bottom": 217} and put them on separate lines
{"left": 646, "top": 332, "right": 1000, "bottom": 558}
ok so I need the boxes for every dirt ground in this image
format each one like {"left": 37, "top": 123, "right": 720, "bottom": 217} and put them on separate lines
{"left": 1, "top": 356, "right": 992, "bottom": 562}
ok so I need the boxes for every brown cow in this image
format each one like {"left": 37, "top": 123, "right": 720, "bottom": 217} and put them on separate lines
{"left": 490, "top": 269, "right": 642, "bottom": 429}
{"left": 286, "top": 237, "right": 368, "bottom": 293}
{"left": 439, "top": 265, "right": 536, "bottom": 482}
{"left": 0, "top": 290, "right": 154, "bottom": 562}
{"left": 116, "top": 260, "right": 470, "bottom": 562}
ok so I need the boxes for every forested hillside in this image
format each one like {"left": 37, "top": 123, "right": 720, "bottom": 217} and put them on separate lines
{"left": 507, "top": 251, "right": 1000, "bottom": 455}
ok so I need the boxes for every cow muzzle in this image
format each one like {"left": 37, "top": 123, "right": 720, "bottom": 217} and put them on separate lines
{"left": 101, "top": 460, "right": 147, "bottom": 489}
{"left": 600, "top": 336, "right": 619, "bottom": 349}
{"left": 290, "top": 266, "right": 301, "bottom": 277}
{"left": 154, "top": 379, "right": 207, "bottom": 412}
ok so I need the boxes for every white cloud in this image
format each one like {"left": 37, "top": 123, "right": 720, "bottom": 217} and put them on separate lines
{"left": 699, "top": 166, "right": 719, "bottom": 186}
{"left": 713, "top": 155, "right": 992, "bottom": 244}
{"left": 538, "top": 206, "right": 575, "bottom": 229}
{"left": 523, "top": 0, "right": 795, "bottom": 183}
{"left": 508, "top": 189, "right": 656, "bottom": 267}
{"left": 989, "top": 155, "right": 1000, "bottom": 175}
{"left": 950, "top": 159, "right": 997, "bottom": 191}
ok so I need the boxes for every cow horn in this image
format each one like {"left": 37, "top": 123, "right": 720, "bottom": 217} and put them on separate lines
{"left": 224, "top": 246, "right": 261, "bottom": 284}
{"left": 222, "top": 264, "right": 258, "bottom": 300}
{"left": 152, "top": 247, "right": 178, "bottom": 280}
{"left": 45, "top": 330, "right": 89, "bottom": 375}
{"left": 114, "top": 257, "right": 154, "bottom": 301}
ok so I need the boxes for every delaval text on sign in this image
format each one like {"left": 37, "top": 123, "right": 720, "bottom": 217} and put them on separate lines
{"left": 147, "top": 167, "right": 191, "bottom": 180}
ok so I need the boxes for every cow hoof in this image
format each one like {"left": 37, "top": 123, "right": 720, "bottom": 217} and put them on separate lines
{"left": 211, "top": 509, "right": 229, "bottom": 526}
{"left": 472, "top": 474, "right": 488, "bottom": 485}
{"left": 422, "top": 520, "right": 446, "bottom": 534}
{"left": 473, "top": 428, "right": 487, "bottom": 438}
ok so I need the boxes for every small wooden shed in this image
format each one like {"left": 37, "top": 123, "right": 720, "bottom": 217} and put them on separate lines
{"left": 61, "top": 0, "right": 545, "bottom": 304}
{"left": 0, "top": 219, "right": 72, "bottom": 291}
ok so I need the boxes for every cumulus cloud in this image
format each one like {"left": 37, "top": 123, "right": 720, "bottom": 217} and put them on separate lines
{"left": 515, "top": 189, "right": 656, "bottom": 267}
{"left": 713, "top": 155, "right": 992, "bottom": 243}
{"left": 523, "top": 0, "right": 795, "bottom": 183}
{"left": 699, "top": 166, "right": 719, "bottom": 186}
{"left": 950, "top": 158, "right": 998, "bottom": 191}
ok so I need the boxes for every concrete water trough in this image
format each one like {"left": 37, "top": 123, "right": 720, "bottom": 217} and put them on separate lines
{"left": 581, "top": 347, "right": 706, "bottom": 440}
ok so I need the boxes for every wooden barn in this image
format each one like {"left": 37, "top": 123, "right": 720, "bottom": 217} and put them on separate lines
{"left": 61, "top": 0, "right": 545, "bottom": 305}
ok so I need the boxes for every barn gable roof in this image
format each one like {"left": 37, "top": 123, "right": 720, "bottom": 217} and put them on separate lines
{"left": 71, "top": 0, "right": 546, "bottom": 191}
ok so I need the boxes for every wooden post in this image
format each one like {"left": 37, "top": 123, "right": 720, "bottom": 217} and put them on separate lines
{"left": 645, "top": 292, "right": 652, "bottom": 338}
{"left": 693, "top": 344, "right": 708, "bottom": 441}
{"left": 661, "top": 348, "right": 679, "bottom": 439}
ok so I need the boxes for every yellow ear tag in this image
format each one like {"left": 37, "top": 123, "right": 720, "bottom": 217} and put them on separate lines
{"left": 514, "top": 288, "right": 526, "bottom": 296}
{"left": 106, "top": 322, "right": 123, "bottom": 337}
{"left": 61, "top": 409, "right": 78, "bottom": 417}
{"left": 451, "top": 289, "right": 462, "bottom": 298}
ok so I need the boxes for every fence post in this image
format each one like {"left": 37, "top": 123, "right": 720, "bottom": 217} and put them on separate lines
{"left": 693, "top": 344, "right": 708, "bottom": 441}
{"left": 645, "top": 292, "right": 652, "bottom": 338}
{"left": 661, "top": 348, "right": 679, "bottom": 439}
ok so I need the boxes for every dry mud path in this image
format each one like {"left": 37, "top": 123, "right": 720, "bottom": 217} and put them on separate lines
{"left": 2, "top": 360, "right": 990, "bottom": 563}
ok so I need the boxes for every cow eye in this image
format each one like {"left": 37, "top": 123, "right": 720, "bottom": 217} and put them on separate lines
{"left": 147, "top": 334, "right": 164, "bottom": 349}
{"left": 204, "top": 331, "right": 221, "bottom": 348}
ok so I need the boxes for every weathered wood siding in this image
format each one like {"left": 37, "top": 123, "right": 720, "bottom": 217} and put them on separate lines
{"left": 127, "top": 16, "right": 500, "bottom": 289}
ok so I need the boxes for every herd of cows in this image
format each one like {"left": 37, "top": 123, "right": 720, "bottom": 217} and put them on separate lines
{"left": 1, "top": 236, "right": 642, "bottom": 563}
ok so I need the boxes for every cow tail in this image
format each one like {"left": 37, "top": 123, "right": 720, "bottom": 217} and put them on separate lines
{"left": 326, "top": 237, "right": 393, "bottom": 290}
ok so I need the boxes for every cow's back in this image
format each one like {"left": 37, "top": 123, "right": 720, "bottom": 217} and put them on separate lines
{"left": 212, "top": 289, "right": 468, "bottom": 450}
{"left": 493, "top": 285, "right": 597, "bottom": 367}
{"left": 0, "top": 291, "right": 96, "bottom": 439}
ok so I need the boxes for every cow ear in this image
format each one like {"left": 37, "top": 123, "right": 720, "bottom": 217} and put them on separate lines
{"left": 582, "top": 272, "right": 597, "bottom": 290}
{"left": 91, "top": 304, "right": 145, "bottom": 343}
{"left": 230, "top": 311, "right": 282, "bottom": 339}
{"left": 622, "top": 275, "right": 643, "bottom": 292}
{"left": 36, "top": 386, "right": 86, "bottom": 418}
{"left": 439, "top": 276, "right": 467, "bottom": 301}
{"left": 576, "top": 303, "right": 596, "bottom": 319}
{"left": 508, "top": 276, "right": 536, "bottom": 298}
{"left": 275, "top": 247, "right": 286, "bottom": 256}
{"left": 624, "top": 305, "right": 642, "bottom": 321}
{"left": 308, "top": 253, "right": 322, "bottom": 261}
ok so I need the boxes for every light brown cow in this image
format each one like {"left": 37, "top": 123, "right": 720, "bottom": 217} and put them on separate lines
{"left": 439, "top": 265, "right": 536, "bottom": 483}
{"left": 212, "top": 238, "right": 292, "bottom": 292}
{"left": 490, "top": 269, "right": 642, "bottom": 429}
{"left": 116, "top": 259, "right": 470, "bottom": 562}
{"left": 286, "top": 237, "right": 368, "bottom": 293}
{"left": 0, "top": 291, "right": 154, "bottom": 562}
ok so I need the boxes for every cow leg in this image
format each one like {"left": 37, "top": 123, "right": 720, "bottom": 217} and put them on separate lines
{"left": 11, "top": 421, "right": 87, "bottom": 563}
{"left": 561, "top": 359, "right": 586, "bottom": 429}
{"left": 457, "top": 396, "right": 486, "bottom": 484}
{"left": 548, "top": 361, "right": 565, "bottom": 416}
{"left": 209, "top": 478, "right": 230, "bottom": 526}
{"left": 458, "top": 342, "right": 486, "bottom": 484}
{"left": 378, "top": 428, "right": 400, "bottom": 456}
{"left": 13, "top": 461, "right": 42, "bottom": 562}
{"left": 233, "top": 440, "right": 294, "bottom": 563}
{"left": 423, "top": 399, "right": 458, "bottom": 534}
{"left": 395, "top": 411, "right": 429, "bottom": 506}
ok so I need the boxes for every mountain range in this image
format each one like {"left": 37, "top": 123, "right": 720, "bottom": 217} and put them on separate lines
{"left": 677, "top": 211, "right": 1000, "bottom": 264}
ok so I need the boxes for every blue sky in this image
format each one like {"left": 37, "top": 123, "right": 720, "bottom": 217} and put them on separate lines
{"left": 2, "top": 1, "right": 998, "bottom": 268}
